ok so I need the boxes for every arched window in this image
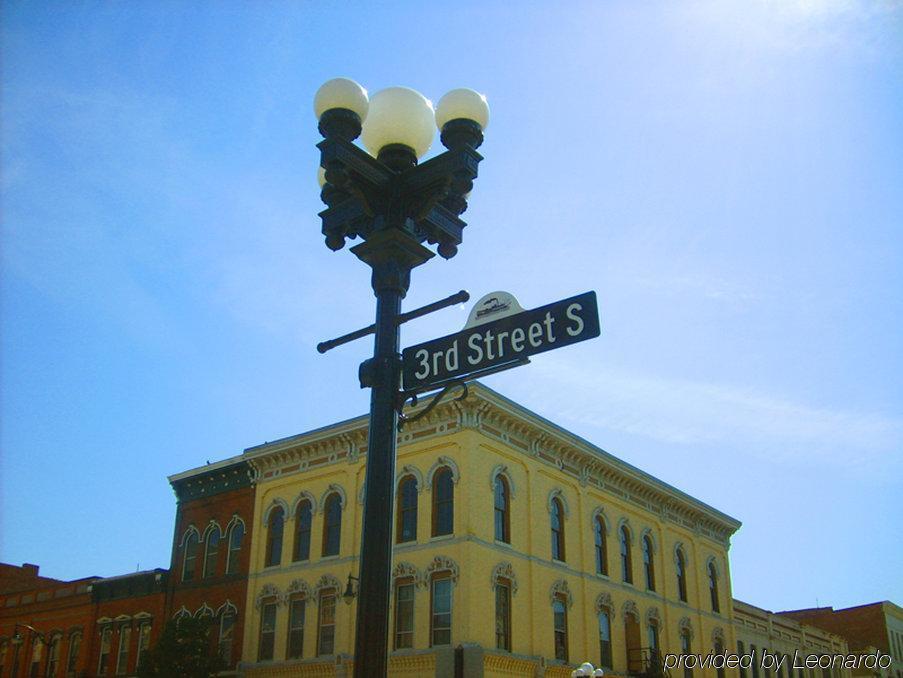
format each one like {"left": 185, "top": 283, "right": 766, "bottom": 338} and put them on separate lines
{"left": 322, "top": 493, "right": 342, "bottom": 557}
{"left": 643, "top": 535, "right": 655, "bottom": 591}
{"left": 47, "top": 634, "right": 62, "bottom": 676}
{"left": 493, "top": 475, "right": 510, "bottom": 543}
{"left": 598, "top": 611, "right": 612, "bottom": 669}
{"left": 676, "top": 548, "right": 688, "bottom": 602}
{"left": 432, "top": 468, "right": 454, "bottom": 537}
{"left": 552, "top": 596, "right": 568, "bottom": 662}
{"left": 494, "top": 577, "right": 511, "bottom": 651}
{"left": 67, "top": 632, "right": 82, "bottom": 674}
{"left": 294, "top": 500, "right": 312, "bottom": 561}
{"left": 397, "top": 476, "right": 418, "bottom": 543}
{"left": 708, "top": 561, "right": 720, "bottom": 613}
{"left": 594, "top": 516, "right": 608, "bottom": 575}
{"left": 183, "top": 530, "right": 199, "bottom": 582}
{"left": 204, "top": 526, "right": 221, "bottom": 578}
{"left": 98, "top": 627, "right": 112, "bottom": 675}
{"left": 225, "top": 521, "right": 244, "bottom": 574}
{"left": 550, "top": 498, "right": 565, "bottom": 561}
{"left": 265, "top": 506, "right": 285, "bottom": 567}
{"left": 647, "top": 620, "right": 659, "bottom": 662}
{"left": 619, "top": 526, "right": 632, "bottom": 584}
{"left": 680, "top": 630, "right": 692, "bottom": 678}
{"left": 715, "top": 640, "right": 726, "bottom": 678}
{"left": 219, "top": 609, "right": 237, "bottom": 665}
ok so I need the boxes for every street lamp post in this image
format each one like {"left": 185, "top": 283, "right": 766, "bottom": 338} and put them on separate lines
{"left": 314, "top": 79, "right": 488, "bottom": 677}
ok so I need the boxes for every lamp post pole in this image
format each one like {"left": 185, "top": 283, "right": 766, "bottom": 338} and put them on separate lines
{"left": 313, "top": 79, "right": 488, "bottom": 677}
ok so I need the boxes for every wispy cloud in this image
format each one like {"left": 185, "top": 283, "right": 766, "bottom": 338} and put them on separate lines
{"left": 526, "top": 354, "right": 901, "bottom": 472}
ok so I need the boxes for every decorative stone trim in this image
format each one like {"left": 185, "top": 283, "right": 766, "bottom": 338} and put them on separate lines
{"left": 641, "top": 528, "right": 657, "bottom": 553}
{"left": 679, "top": 616, "right": 694, "bottom": 638}
{"left": 645, "top": 606, "right": 661, "bottom": 625}
{"left": 489, "top": 465, "right": 516, "bottom": 499}
{"left": 396, "top": 465, "right": 424, "bottom": 493}
{"left": 291, "top": 491, "right": 317, "bottom": 516}
{"left": 674, "top": 542, "right": 689, "bottom": 566}
{"left": 705, "top": 555, "right": 721, "bottom": 577}
{"left": 261, "top": 498, "right": 289, "bottom": 527}
{"left": 133, "top": 612, "right": 152, "bottom": 620}
{"left": 195, "top": 603, "right": 215, "bottom": 618}
{"left": 490, "top": 562, "right": 518, "bottom": 595}
{"left": 171, "top": 607, "right": 191, "bottom": 620}
{"left": 286, "top": 579, "right": 311, "bottom": 599}
{"left": 549, "top": 580, "right": 573, "bottom": 608}
{"left": 712, "top": 626, "right": 725, "bottom": 645}
{"left": 216, "top": 600, "right": 238, "bottom": 617}
{"left": 591, "top": 507, "right": 611, "bottom": 532}
{"left": 595, "top": 592, "right": 614, "bottom": 614}
{"left": 178, "top": 525, "right": 200, "bottom": 548}
{"left": 255, "top": 583, "right": 281, "bottom": 609}
{"left": 618, "top": 518, "right": 634, "bottom": 544}
{"left": 423, "top": 555, "right": 459, "bottom": 586}
{"left": 392, "top": 562, "right": 420, "bottom": 582}
{"left": 202, "top": 520, "right": 223, "bottom": 541}
{"left": 621, "top": 600, "right": 639, "bottom": 623}
{"left": 426, "top": 456, "right": 460, "bottom": 489}
{"left": 225, "top": 514, "right": 245, "bottom": 534}
{"left": 547, "top": 489, "right": 570, "bottom": 517}
{"left": 313, "top": 574, "right": 342, "bottom": 597}
{"left": 319, "top": 484, "right": 346, "bottom": 512}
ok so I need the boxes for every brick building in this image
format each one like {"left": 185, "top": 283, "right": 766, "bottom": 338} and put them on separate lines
{"left": 167, "top": 456, "right": 256, "bottom": 674}
{"left": 778, "top": 603, "right": 903, "bottom": 678}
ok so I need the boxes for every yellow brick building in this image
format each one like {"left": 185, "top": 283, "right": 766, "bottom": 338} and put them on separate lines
{"left": 238, "top": 383, "right": 741, "bottom": 677}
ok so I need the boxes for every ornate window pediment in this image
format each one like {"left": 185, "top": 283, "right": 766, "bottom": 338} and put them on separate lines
{"left": 489, "top": 465, "right": 516, "bottom": 499}
{"left": 292, "top": 491, "right": 317, "bottom": 516}
{"left": 392, "top": 561, "right": 420, "bottom": 582}
{"left": 679, "top": 616, "right": 694, "bottom": 638}
{"left": 216, "top": 600, "right": 238, "bottom": 617}
{"left": 319, "top": 484, "right": 346, "bottom": 512}
{"left": 313, "top": 574, "right": 342, "bottom": 597}
{"left": 645, "top": 606, "right": 661, "bottom": 625}
{"left": 621, "top": 600, "right": 639, "bottom": 622}
{"left": 546, "top": 489, "right": 570, "bottom": 516}
{"left": 595, "top": 592, "right": 613, "bottom": 614}
{"left": 286, "top": 579, "right": 311, "bottom": 599}
{"left": 396, "top": 465, "right": 424, "bottom": 492}
{"left": 195, "top": 603, "right": 214, "bottom": 618}
{"left": 549, "top": 579, "right": 572, "bottom": 608}
{"left": 426, "top": 456, "right": 460, "bottom": 488}
{"left": 490, "top": 562, "right": 518, "bottom": 595}
{"left": 255, "top": 583, "right": 281, "bottom": 609}
{"left": 423, "top": 555, "right": 459, "bottom": 586}
{"left": 261, "top": 498, "right": 289, "bottom": 526}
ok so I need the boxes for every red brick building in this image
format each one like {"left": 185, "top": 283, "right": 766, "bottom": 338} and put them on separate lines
{"left": 779, "top": 602, "right": 903, "bottom": 678}
{"left": 167, "top": 456, "right": 255, "bottom": 674}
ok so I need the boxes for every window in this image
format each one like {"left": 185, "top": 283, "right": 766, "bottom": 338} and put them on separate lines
{"left": 553, "top": 595, "right": 568, "bottom": 662}
{"left": 115, "top": 626, "right": 130, "bottom": 675}
{"left": 287, "top": 597, "right": 305, "bottom": 659}
{"left": 738, "top": 641, "right": 747, "bottom": 678}
{"left": 317, "top": 589, "right": 336, "bottom": 655}
{"left": 219, "top": 611, "right": 235, "bottom": 665}
{"left": 47, "top": 635, "right": 62, "bottom": 677}
{"left": 29, "top": 640, "right": 41, "bottom": 678}
{"left": 751, "top": 645, "right": 760, "bottom": 678}
{"left": 430, "top": 577, "right": 452, "bottom": 646}
{"left": 715, "top": 640, "right": 726, "bottom": 678}
{"left": 676, "top": 548, "right": 688, "bottom": 602}
{"left": 594, "top": 516, "right": 608, "bottom": 575}
{"left": 66, "top": 632, "right": 82, "bottom": 676}
{"left": 432, "top": 468, "right": 454, "bottom": 536}
{"left": 322, "top": 493, "right": 342, "bottom": 557}
{"left": 135, "top": 623, "right": 151, "bottom": 670}
{"left": 550, "top": 498, "right": 565, "bottom": 561}
{"left": 394, "top": 579, "right": 415, "bottom": 650}
{"left": 619, "top": 526, "right": 632, "bottom": 584}
{"left": 495, "top": 578, "right": 511, "bottom": 651}
{"left": 763, "top": 647, "right": 771, "bottom": 678}
{"left": 258, "top": 600, "right": 277, "bottom": 661}
{"left": 204, "top": 527, "right": 221, "bottom": 578}
{"left": 708, "top": 561, "right": 720, "bottom": 612}
{"left": 643, "top": 535, "right": 655, "bottom": 590}
{"left": 680, "top": 631, "right": 692, "bottom": 678}
{"left": 494, "top": 475, "right": 510, "bottom": 543}
{"left": 226, "top": 520, "right": 244, "bottom": 574}
{"left": 598, "top": 611, "right": 612, "bottom": 669}
{"left": 293, "top": 501, "right": 312, "bottom": 561}
{"left": 265, "top": 506, "right": 285, "bottom": 567}
{"left": 397, "top": 476, "right": 418, "bottom": 543}
{"left": 98, "top": 627, "right": 112, "bottom": 675}
{"left": 647, "top": 621, "right": 659, "bottom": 659}
{"left": 182, "top": 530, "right": 199, "bottom": 582}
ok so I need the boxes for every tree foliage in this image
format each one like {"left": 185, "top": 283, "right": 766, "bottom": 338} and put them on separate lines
{"left": 136, "top": 617, "right": 225, "bottom": 678}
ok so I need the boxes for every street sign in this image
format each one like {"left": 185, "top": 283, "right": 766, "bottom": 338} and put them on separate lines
{"left": 402, "top": 290, "right": 600, "bottom": 391}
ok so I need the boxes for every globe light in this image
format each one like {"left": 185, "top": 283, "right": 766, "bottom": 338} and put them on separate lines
{"left": 580, "top": 663, "right": 596, "bottom": 673}
{"left": 593, "top": 670, "right": 605, "bottom": 677}
{"left": 314, "top": 77, "right": 369, "bottom": 121}
{"left": 361, "top": 86, "right": 435, "bottom": 159}
{"left": 435, "top": 88, "right": 490, "bottom": 131}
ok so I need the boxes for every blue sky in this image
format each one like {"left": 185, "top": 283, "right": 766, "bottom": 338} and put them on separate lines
{"left": 2, "top": 1, "right": 901, "bottom": 613}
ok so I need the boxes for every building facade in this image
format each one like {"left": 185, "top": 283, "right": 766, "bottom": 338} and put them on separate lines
{"left": 231, "top": 383, "right": 741, "bottom": 677}
{"left": 733, "top": 600, "right": 851, "bottom": 678}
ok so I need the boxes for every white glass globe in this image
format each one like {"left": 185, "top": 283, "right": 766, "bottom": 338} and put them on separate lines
{"left": 361, "top": 86, "right": 435, "bottom": 159}
{"left": 317, "top": 166, "right": 326, "bottom": 188}
{"left": 435, "top": 88, "right": 490, "bottom": 130}
{"left": 593, "top": 670, "right": 605, "bottom": 677}
{"left": 314, "top": 78, "right": 369, "bottom": 120}
{"left": 580, "top": 663, "right": 595, "bottom": 672}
